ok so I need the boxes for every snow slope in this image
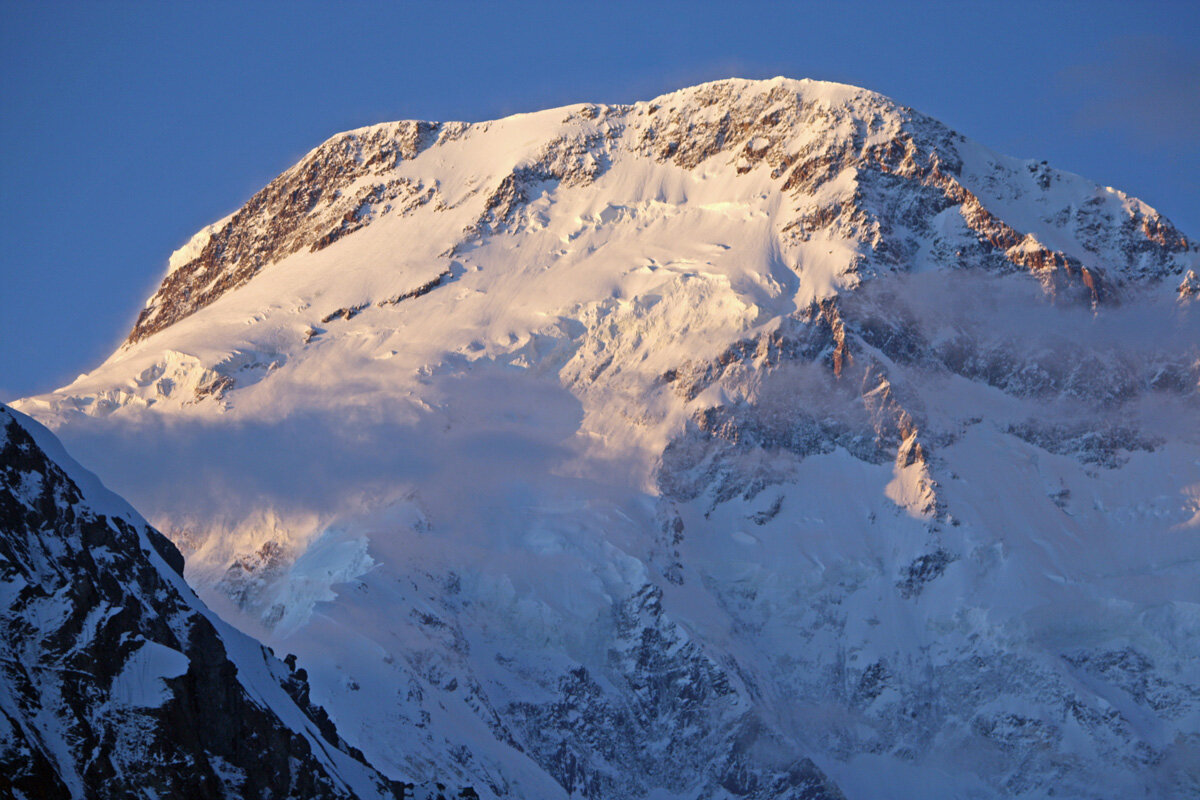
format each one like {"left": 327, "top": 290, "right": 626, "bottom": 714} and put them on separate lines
{"left": 14, "top": 77, "right": 1200, "bottom": 798}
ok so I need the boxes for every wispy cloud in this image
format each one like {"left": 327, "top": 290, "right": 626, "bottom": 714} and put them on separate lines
{"left": 1057, "top": 35, "right": 1200, "bottom": 150}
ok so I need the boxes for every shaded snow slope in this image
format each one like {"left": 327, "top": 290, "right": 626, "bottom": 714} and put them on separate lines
{"left": 14, "top": 77, "right": 1200, "bottom": 799}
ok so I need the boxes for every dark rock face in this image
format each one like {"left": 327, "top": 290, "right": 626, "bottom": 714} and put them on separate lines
{"left": 1006, "top": 421, "right": 1162, "bottom": 468}
{"left": 0, "top": 405, "right": 404, "bottom": 799}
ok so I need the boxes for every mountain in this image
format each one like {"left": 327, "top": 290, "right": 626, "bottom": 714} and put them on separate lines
{"left": 14, "top": 77, "right": 1200, "bottom": 798}
{"left": 0, "top": 404, "right": 477, "bottom": 799}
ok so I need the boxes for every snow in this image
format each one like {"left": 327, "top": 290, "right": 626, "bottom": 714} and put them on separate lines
{"left": 10, "top": 77, "right": 1200, "bottom": 798}
{"left": 109, "top": 641, "right": 190, "bottom": 707}
{"left": 165, "top": 212, "right": 234, "bottom": 276}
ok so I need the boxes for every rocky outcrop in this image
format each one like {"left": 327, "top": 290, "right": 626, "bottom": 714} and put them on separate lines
{"left": 130, "top": 121, "right": 441, "bottom": 343}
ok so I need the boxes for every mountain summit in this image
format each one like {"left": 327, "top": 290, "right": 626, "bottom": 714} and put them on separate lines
{"left": 14, "top": 78, "right": 1200, "bottom": 799}
{"left": 128, "top": 77, "right": 1190, "bottom": 346}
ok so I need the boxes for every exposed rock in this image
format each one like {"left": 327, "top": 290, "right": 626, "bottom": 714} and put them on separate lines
{"left": 16, "top": 78, "right": 1200, "bottom": 800}
{"left": 130, "top": 121, "right": 441, "bottom": 343}
{"left": 1006, "top": 420, "right": 1162, "bottom": 468}
{"left": 1179, "top": 269, "right": 1200, "bottom": 299}
{"left": 505, "top": 585, "right": 845, "bottom": 800}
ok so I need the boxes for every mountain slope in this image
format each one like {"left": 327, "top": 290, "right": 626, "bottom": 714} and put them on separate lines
{"left": 14, "top": 77, "right": 1200, "bottom": 799}
{"left": 0, "top": 404, "right": 466, "bottom": 798}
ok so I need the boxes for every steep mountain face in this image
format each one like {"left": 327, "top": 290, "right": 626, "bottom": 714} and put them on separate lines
{"left": 14, "top": 78, "right": 1200, "bottom": 798}
{"left": 0, "top": 405, "right": 476, "bottom": 799}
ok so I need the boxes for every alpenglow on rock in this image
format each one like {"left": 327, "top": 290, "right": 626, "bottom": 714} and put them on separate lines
{"left": 14, "top": 78, "right": 1200, "bottom": 799}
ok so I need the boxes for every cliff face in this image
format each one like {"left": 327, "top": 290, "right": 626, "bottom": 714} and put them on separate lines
{"left": 14, "top": 78, "right": 1200, "bottom": 799}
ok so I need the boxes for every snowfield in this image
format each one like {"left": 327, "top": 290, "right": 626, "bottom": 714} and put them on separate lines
{"left": 14, "top": 77, "right": 1200, "bottom": 799}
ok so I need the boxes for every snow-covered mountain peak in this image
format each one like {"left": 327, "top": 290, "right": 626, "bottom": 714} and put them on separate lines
{"left": 120, "top": 76, "right": 1195, "bottom": 350}
{"left": 12, "top": 79, "right": 1200, "bottom": 799}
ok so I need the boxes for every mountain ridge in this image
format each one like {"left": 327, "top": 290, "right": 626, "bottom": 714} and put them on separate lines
{"left": 122, "top": 76, "right": 1194, "bottom": 348}
{"left": 0, "top": 403, "right": 412, "bottom": 798}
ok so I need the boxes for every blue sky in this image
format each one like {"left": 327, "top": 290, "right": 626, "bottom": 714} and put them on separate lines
{"left": 2, "top": 1, "right": 1197, "bottom": 400}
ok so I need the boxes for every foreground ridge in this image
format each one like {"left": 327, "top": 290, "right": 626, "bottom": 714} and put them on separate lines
{"left": 0, "top": 405, "right": 476, "bottom": 800}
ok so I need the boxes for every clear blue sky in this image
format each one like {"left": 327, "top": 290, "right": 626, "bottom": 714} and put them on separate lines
{"left": 2, "top": 1, "right": 1197, "bottom": 401}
